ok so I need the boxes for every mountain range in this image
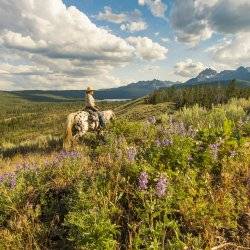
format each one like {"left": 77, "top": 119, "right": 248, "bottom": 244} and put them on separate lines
{"left": 5, "top": 66, "right": 250, "bottom": 102}
{"left": 185, "top": 66, "right": 250, "bottom": 86}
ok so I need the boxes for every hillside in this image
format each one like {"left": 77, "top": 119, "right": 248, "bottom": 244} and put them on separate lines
{"left": 148, "top": 79, "right": 250, "bottom": 107}
{"left": 4, "top": 66, "right": 250, "bottom": 102}
{"left": 5, "top": 79, "right": 179, "bottom": 102}
{"left": 0, "top": 92, "right": 250, "bottom": 249}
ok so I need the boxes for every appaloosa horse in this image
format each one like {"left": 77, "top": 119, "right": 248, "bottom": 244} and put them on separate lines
{"left": 63, "top": 110, "right": 115, "bottom": 148}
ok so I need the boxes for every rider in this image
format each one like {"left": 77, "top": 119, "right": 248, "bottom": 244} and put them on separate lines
{"left": 85, "top": 86, "right": 105, "bottom": 128}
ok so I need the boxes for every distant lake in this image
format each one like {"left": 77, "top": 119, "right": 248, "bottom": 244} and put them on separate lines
{"left": 97, "top": 99, "right": 131, "bottom": 102}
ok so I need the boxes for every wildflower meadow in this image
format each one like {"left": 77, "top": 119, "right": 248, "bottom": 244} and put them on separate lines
{"left": 0, "top": 96, "right": 249, "bottom": 249}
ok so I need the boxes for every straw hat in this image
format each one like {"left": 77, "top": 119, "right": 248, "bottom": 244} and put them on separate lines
{"left": 86, "top": 86, "right": 94, "bottom": 93}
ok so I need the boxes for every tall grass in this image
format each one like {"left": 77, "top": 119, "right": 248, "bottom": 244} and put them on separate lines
{"left": 0, "top": 98, "right": 249, "bottom": 249}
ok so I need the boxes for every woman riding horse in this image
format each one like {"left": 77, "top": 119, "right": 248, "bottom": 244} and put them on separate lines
{"left": 85, "top": 86, "right": 105, "bottom": 128}
{"left": 63, "top": 87, "right": 115, "bottom": 148}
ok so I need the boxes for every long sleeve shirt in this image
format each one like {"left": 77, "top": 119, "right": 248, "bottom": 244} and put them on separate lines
{"left": 85, "top": 93, "right": 96, "bottom": 109}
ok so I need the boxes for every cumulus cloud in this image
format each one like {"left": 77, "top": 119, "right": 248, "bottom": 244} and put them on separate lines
{"left": 138, "top": 0, "right": 167, "bottom": 18}
{"left": 210, "top": 0, "right": 250, "bottom": 34}
{"left": 208, "top": 32, "right": 250, "bottom": 67}
{"left": 0, "top": 0, "right": 167, "bottom": 90}
{"left": 139, "top": 65, "right": 160, "bottom": 73}
{"left": 120, "top": 21, "right": 147, "bottom": 33}
{"left": 161, "top": 37, "right": 170, "bottom": 43}
{"left": 170, "top": 0, "right": 213, "bottom": 45}
{"left": 170, "top": 0, "right": 250, "bottom": 45}
{"left": 96, "top": 6, "right": 127, "bottom": 24}
{"left": 97, "top": 7, "right": 147, "bottom": 33}
{"left": 174, "top": 59, "right": 205, "bottom": 78}
{"left": 126, "top": 36, "right": 168, "bottom": 60}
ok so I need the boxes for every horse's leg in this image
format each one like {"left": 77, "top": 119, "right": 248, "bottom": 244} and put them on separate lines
{"left": 97, "top": 129, "right": 106, "bottom": 144}
{"left": 74, "top": 131, "right": 84, "bottom": 146}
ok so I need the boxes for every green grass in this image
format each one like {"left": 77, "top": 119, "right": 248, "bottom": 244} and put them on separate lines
{"left": 0, "top": 92, "right": 122, "bottom": 146}
{"left": 0, "top": 92, "right": 249, "bottom": 249}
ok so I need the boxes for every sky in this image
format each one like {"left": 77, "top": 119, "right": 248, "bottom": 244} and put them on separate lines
{"left": 0, "top": 0, "right": 249, "bottom": 90}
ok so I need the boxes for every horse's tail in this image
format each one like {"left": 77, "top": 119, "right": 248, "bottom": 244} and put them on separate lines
{"left": 63, "top": 113, "right": 75, "bottom": 149}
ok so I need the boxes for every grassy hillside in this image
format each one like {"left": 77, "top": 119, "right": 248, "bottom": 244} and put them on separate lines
{"left": 148, "top": 80, "right": 250, "bottom": 108}
{"left": 3, "top": 79, "right": 174, "bottom": 102}
{"left": 0, "top": 92, "right": 250, "bottom": 249}
{"left": 0, "top": 92, "right": 124, "bottom": 146}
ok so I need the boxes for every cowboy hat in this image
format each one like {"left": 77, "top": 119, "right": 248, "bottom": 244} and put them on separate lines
{"left": 86, "top": 86, "right": 94, "bottom": 93}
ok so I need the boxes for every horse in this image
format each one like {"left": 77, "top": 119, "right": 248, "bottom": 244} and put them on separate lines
{"left": 63, "top": 110, "right": 115, "bottom": 148}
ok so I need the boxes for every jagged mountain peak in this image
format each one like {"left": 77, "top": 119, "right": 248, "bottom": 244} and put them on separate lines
{"left": 236, "top": 66, "right": 248, "bottom": 73}
{"left": 197, "top": 68, "right": 217, "bottom": 79}
{"left": 198, "top": 68, "right": 217, "bottom": 76}
{"left": 185, "top": 66, "right": 250, "bottom": 85}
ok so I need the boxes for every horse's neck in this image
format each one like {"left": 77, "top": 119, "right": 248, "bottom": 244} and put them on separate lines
{"left": 102, "top": 110, "right": 112, "bottom": 120}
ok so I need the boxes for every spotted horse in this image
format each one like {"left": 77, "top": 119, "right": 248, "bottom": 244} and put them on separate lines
{"left": 63, "top": 110, "right": 115, "bottom": 148}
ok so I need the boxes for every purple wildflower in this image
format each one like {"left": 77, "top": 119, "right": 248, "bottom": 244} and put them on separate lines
{"left": 15, "top": 162, "right": 36, "bottom": 172}
{"left": 161, "top": 139, "right": 173, "bottom": 147}
{"left": 230, "top": 150, "right": 237, "bottom": 158}
{"left": 209, "top": 143, "right": 220, "bottom": 160}
{"left": 155, "top": 139, "right": 162, "bottom": 147}
{"left": 187, "top": 126, "right": 198, "bottom": 138}
{"left": 0, "top": 175, "right": 5, "bottom": 183}
{"left": 148, "top": 116, "right": 156, "bottom": 125}
{"left": 127, "top": 147, "right": 137, "bottom": 162}
{"left": 156, "top": 176, "right": 168, "bottom": 198}
{"left": 57, "top": 150, "right": 81, "bottom": 161}
{"left": 138, "top": 172, "right": 148, "bottom": 190}
{"left": 155, "top": 138, "right": 173, "bottom": 147}
{"left": 9, "top": 176, "right": 17, "bottom": 188}
{"left": 0, "top": 173, "right": 17, "bottom": 188}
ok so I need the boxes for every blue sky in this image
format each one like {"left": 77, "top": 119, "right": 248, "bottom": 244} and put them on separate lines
{"left": 0, "top": 0, "right": 249, "bottom": 90}
{"left": 63, "top": 0, "right": 220, "bottom": 84}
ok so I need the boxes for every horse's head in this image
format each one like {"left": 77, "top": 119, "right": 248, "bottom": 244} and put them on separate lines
{"left": 103, "top": 110, "right": 116, "bottom": 122}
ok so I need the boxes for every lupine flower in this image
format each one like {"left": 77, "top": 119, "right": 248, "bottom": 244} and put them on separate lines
{"left": 0, "top": 174, "right": 5, "bottom": 183}
{"left": 230, "top": 150, "right": 237, "bottom": 157}
{"left": 209, "top": 143, "right": 220, "bottom": 160}
{"left": 15, "top": 162, "right": 37, "bottom": 172}
{"left": 0, "top": 173, "right": 17, "bottom": 188}
{"left": 57, "top": 150, "right": 81, "bottom": 161}
{"left": 155, "top": 138, "right": 173, "bottom": 147}
{"left": 161, "top": 139, "right": 173, "bottom": 146}
{"left": 155, "top": 139, "right": 162, "bottom": 147}
{"left": 138, "top": 171, "right": 148, "bottom": 190}
{"left": 10, "top": 176, "right": 17, "bottom": 188}
{"left": 167, "top": 119, "right": 197, "bottom": 138}
{"left": 148, "top": 116, "right": 156, "bottom": 125}
{"left": 156, "top": 176, "right": 168, "bottom": 198}
{"left": 127, "top": 147, "right": 137, "bottom": 162}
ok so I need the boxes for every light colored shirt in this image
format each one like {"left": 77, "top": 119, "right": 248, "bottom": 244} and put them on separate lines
{"left": 85, "top": 93, "right": 95, "bottom": 108}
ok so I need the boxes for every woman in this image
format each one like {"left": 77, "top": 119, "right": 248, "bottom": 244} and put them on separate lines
{"left": 85, "top": 86, "right": 105, "bottom": 128}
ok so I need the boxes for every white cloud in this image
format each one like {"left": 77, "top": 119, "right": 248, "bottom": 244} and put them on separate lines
{"left": 161, "top": 37, "right": 169, "bottom": 43}
{"left": 170, "top": 0, "right": 213, "bottom": 45}
{"left": 0, "top": 0, "right": 167, "bottom": 90}
{"left": 210, "top": 0, "right": 250, "bottom": 34}
{"left": 126, "top": 36, "right": 167, "bottom": 61}
{"left": 170, "top": 0, "right": 250, "bottom": 45}
{"left": 97, "top": 7, "right": 147, "bottom": 33}
{"left": 139, "top": 65, "right": 160, "bottom": 73}
{"left": 208, "top": 32, "right": 250, "bottom": 67}
{"left": 174, "top": 59, "right": 205, "bottom": 78}
{"left": 138, "top": 0, "right": 167, "bottom": 18}
{"left": 96, "top": 6, "right": 127, "bottom": 24}
{"left": 120, "top": 21, "right": 147, "bottom": 33}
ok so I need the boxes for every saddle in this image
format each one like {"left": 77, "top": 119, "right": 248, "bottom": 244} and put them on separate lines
{"left": 85, "top": 108, "right": 100, "bottom": 130}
